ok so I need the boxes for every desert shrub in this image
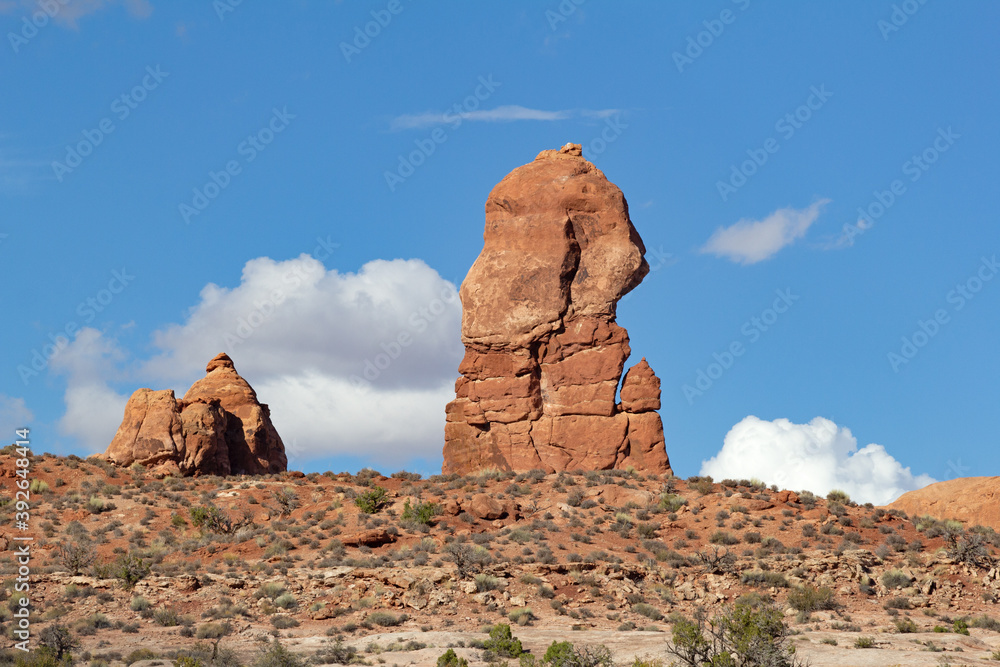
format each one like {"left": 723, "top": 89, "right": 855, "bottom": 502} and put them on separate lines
{"left": 893, "top": 617, "right": 918, "bottom": 633}
{"left": 826, "top": 489, "right": 851, "bottom": 504}
{"left": 129, "top": 596, "right": 150, "bottom": 612}
{"left": 953, "top": 618, "right": 970, "bottom": 635}
{"left": 401, "top": 499, "right": 437, "bottom": 525}
{"left": 741, "top": 571, "right": 789, "bottom": 588}
{"left": 688, "top": 477, "right": 715, "bottom": 496}
{"left": 787, "top": 585, "right": 836, "bottom": 612}
{"left": 666, "top": 595, "right": 804, "bottom": 667}
{"left": 123, "top": 648, "right": 157, "bottom": 665}
{"left": 446, "top": 543, "right": 493, "bottom": 577}
{"left": 881, "top": 569, "right": 911, "bottom": 590}
{"left": 189, "top": 505, "right": 254, "bottom": 534}
{"left": 526, "top": 641, "right": 612, "bottom": 667}
{"left": 508, "top": 607, "right": 535, "bottom": 626}
{"left": 948, "top": 533, "right": 994, "bottom": 568}
{"left": 29, "top": 479, "right": 49, "bottom": 493}
{"left": 854, "top": 636, "right": 876, "bottom": 648}
{"left": 58, "top": 541, "right": 96, "bottom": 575}
{"left": 271, "top": 615, "right": 300, "bottom": 629}
{"left": 482, "top": 623, "right": 523, "bottom": 659}
{"left": 659, "top": 493, "right": 687, "bottom": 512}
{"left": 475, "top": 574, "right": 501, "bottom": 592}
{"left": 315, "top": 639, "right": 361, "bottom": 665}
{"left": 274, "top": 592, "right": 297, "bottom": 609}
{"left": 367, "top": 611, "right": 406, "bottom": 627}
{"left": 436, "top": 649, "right": 468, "bottom": 667}
{"left": 39, "top": 624, "right": 77, "bottom": 659}
{"left": 355, "top": 486, "right": 391, "bottom": 514}
{"left": 884, "top": 596, "right": 912, "bottom": 610}
{"left": 196, "top": 621, "right": 232, "bottom": 638}
{"left": 252, "top": 638, "right": 307, "bottom": 667}
{"left": 743, "top": 531, "right": 762, "bottom": 544}
{"left": 632, "top": 603, "right": 663, "bottom": 621}
{"left": 273, "top": 487, "right": 298, "bottom": 516}
{"left": 113, "top": 552, "right": 150, "bottom": 590}
{"left": 710, "top": 531, "right": 738, "bottom": 545}
{"left": 153, "top": 607, "right": 181, "bottom": 626}
{"left": 969, "top": 615, "right": 1000, "bottom": 632}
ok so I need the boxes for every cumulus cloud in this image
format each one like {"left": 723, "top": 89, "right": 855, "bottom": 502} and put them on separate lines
{"left": 700, "top": 416, "right": 935, "bottom": 505}
{"left": 701, "top": 200, "right": 829, "bottom": 265}
{"left": 49, "top": 327, "right": 130, "bottom": 453}
{"left": 0, "top": 394, "right": 33, "bottom": 444}
{"left": 389, "top": 105, "right": 621, "bottom": 131}
{"left": 51, "top": 255, "right": 463, "bottom": 469}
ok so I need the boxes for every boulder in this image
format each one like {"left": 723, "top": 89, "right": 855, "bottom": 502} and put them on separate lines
{"left": 467, "top": 493, "right": 504, "bottom": 520}
{"left": 102, "top": 353, "right": 286, "bottom": 476}
{"left": 443, "top": 144, "right": 672, "bottom": 475}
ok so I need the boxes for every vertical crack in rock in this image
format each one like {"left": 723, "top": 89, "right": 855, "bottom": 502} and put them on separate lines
{"left": 444, "top": 143, "right": 672, "bottom": 474}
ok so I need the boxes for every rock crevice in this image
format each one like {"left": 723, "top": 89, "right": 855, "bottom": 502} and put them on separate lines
{"left": 444, "top": 144, "right": 671, "bottom": 474}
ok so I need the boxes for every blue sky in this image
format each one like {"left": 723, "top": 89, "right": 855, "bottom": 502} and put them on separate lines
{"left": 1, "top": 1, "right": 997, "bottom": 503}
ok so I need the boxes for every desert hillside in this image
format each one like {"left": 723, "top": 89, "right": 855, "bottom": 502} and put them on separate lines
{"left": 3, "top": 451, "right": 1000, "bottom": 666}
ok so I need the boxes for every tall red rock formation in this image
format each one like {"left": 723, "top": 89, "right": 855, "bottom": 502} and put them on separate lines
{"left": 102, "top": 353, "right": 287, "bottom": 476}
{"left": 443, "top": 144, "right": 672, "bottom": 475}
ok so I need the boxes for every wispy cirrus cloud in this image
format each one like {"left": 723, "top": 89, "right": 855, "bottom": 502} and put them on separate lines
{"left": 389, "top": 105, "right": 621, "bottom": 131}
{"left": 700, "top": 199, "right": 830, "bottom": 265}
{"left": 1, "top": 0, "right": 152, "bottom": 28}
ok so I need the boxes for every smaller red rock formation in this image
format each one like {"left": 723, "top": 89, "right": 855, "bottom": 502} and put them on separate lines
{"left": 102, "top": 353, "right": 286, "bottom": 476}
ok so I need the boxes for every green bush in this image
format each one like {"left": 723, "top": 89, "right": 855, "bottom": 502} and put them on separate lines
{"left": 666, "top": 594, "right": 805, "bottom": 667}
{"left": 252, "top": 638, "right": 308, "bottom": 667}
{"left": 475, "top": 574, "right": 502, "bottom": 592}
{"left": 740, "top": 571, "right": 789, "bottom": 588}
{"left": 483, "top": 623, "right": 523, "bottom": 659}
{"left": 401, "top": 499, "right": 437, "bottom": 525}
{"left": 508, "top": 607, "right": 535, "bottom": 626}
{"left": 632, "top": 603, "right": 663, "bottom": 621}
{"left": 124, "top": 648, "right": 156, "bottom": 665}
{"left": 659, "top": 493, "right": 687, "bottom": 512}
{"left": 854, "top": 636, "right": 876, "bottom": 648}
{"left": 787, "top": 585, "right": 836, "bottom": 612}
{"left": 195, "top": 621, "right": 231, "bottom": 638}
{"left": 709, "top": 531, "right": 738, "bottom": 545}
{"left": 893, "top": 617, "right": 918, "bottom": 633}
{"left": 367, "top": 611, "right": 406, "bottom": 627}
{"left": 881, "top": 569, "right": 911, "bottom": 590}
{"left": 436, "top": 649, "right": 468, "bottom": 667}
{"left": 114, "top": 552, "right": 151, "bottom": 590}
{"left": 355, "top": 486, "right": 391, "bottom": 514}
{"left": 826, "top": 489, "right": 851, "bottom": 504}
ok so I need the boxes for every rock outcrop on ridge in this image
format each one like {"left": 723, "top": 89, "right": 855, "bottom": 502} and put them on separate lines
{"left": 443, "top": 143, "right": 672, "bottom": 474}
{"left": 887, "top": 476, "right": 1000, "bottom": 531}
{"left": 102, "top": 353, "right": 287, "bottom": 476}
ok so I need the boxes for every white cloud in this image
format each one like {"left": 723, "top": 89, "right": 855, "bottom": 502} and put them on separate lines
{"left": 0, "top": 395, "right": 33, "bottom": 444}
{"left": 50, "top": 255, "right": 463, "bottom": 469}
{"left": 49, "top": 327, "right": 130, "bottom": 453}
{"left": 389, "top": 105, "right": 621, "bottom": 131}
{"left": 700, "top": 415, "right": 935, "bottom": 505}
{"left": 701, "top": 200, "right": 829, "bottom": 265}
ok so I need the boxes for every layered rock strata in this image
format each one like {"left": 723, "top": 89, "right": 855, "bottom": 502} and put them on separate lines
{"left": 443, "top": 144, "right": 671, "bottom": 474}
